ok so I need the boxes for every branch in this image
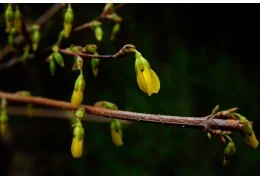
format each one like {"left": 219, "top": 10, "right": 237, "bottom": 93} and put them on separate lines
{"left": 6, "top": 106, "right": 130, "bottom": 124}
{"left": 0, "top": 91, "right": 243, "bottom": 131}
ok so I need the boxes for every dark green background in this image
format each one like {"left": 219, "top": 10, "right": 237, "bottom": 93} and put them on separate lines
{"left": 0, "top": 3, "right": 260, "bottom": 175}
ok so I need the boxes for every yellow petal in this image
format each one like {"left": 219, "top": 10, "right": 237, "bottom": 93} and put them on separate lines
{"left": 150, "top": 69, "right": 160, "bottom": 94}
{"left": 136, "top": 68, "right": 148, "bottom": 94}
{"left": 71, "top": 137, "right": 83, "bottom": 158}
{"left": 143, "top": 67, "right": 153, "bottom": 96}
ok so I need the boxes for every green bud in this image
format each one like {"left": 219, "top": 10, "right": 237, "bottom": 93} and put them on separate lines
{"left": 57, "top": 30, "right": 65, "bottom": 44}
{"left": 73, "top": 121, "right": 84, "bottom": 140}
{"left": 111, "top": 119, "right": 123, "bottom": 146}
{"left": 31, "top": 25, "right": 40, "bottom": 51}
{"left": 8, "top": 33, "right": 14, "bottom": 46}
{"left": 74, "top": 72, "right": 85, "bottom": 91}
{"left": 64, "top": 4, "right": 74, "bottom": 24}
{"left": 223, "top": 141, "right": 236, "bottom": 166}
{"left": 49, "top": 60, "right": 56, "bottom": 76}
{"left": 94, "top": 101, "right": 118, "bottom": 110}
{"left": 14, "top": 6, "right": 22, "bottom": 33}
{"left": 110, "top": 23, "right": 120, "bottom": 41}
{"left": 52, "top": 45, "right": 59, "bottom": 53}
{"left": 20, "top": 45, "right": 30, "bottom": 65}
{"left": 91, "top": 57, "right": 100, "bottom": 77}
{"left": 72, "top": 56, "right": 83, "bottom": 71}
{"left": 0, "top": 110, "right": 8, "bottom": 123}
{"left": 53, "top": 52, "right": 64, "bottom": 67}
{"left": 94, "top": 26, "right": 103, "bottom": 42}
{"left": 5, "top": 4, "right": 14, "bottom": 33}
{"left": 211, "top": 105, "right": 219, "bottom": 115}
{"left": 82, "top": 44, "right": 97, "bottom": 54}
{"left": 75, "top": 108, "right": 85, "bottom": 120}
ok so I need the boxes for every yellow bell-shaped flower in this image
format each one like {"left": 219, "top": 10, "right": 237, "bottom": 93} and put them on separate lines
{"left": 135, "top": 51, "right": 160, "bottom": 96}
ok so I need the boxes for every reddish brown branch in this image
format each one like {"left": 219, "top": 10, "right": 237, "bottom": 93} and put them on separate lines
{"left": 0, "top": 91, "right": 243, "bottom": 131}
{"left": 59, "top": 49, "right": 115, "bottom": 59}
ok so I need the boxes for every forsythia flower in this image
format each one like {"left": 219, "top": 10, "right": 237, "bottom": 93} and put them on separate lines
{"left": 111, "top": 119, "right": 123, "bottom": 147}
{"left": 71, "top": 121, "right": 84, "bottom": 158}
{"left": 71, "top": 71, "right": 85, "bottom": 107}
{"left": 135, "top": 51, "right": 160, "bottom": 96}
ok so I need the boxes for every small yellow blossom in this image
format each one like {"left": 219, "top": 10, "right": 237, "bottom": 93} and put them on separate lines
{"left": 71, "top": 71, "right": 85, "bottom": 107}
{"left": 135, "top": 51, "right": 160, "bottom": 96}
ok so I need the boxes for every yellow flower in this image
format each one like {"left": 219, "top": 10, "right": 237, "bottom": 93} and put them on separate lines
{"left": 71, "top": 121, "right": 84, "bottom": 158}
{"left": 135, "top": 51, "right": 160, "bottom": 96}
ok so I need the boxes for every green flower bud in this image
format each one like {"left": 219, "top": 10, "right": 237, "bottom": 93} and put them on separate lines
{"left": 73, "top": 121, "right": 84, "bottom": 140}
{"left": 57, "top": 30, "right": 65, "bottom": 44}
{"left": 49, "top": 60, "right": 56, "bottom": 76}
{"left": 14, "top": 6, "right": 22, "bottom": 33}
{"left": 111, "top": 119, "right": 123, "bottom": 147}
{"left": 103, "top": 3, "right": 113, "bottom": 13}
{"left": 63, "top": 4, "right": 74, "bottom": 38}
{"left": 53, "top": 52, "right": 64, "bottom": 67}
{"left": 72, "top": 56, "right": 83, "bottom": 71}
{"left": 82, "top": 44, "right": 97, "bottom": 54}
{"left": 71, "top": 71, "right": 85, "bottom": 107}
{"left": 31, "top": 25, "right": 40, "bottom": 51}
{"left": 20, "top": 45, "right": 30, "bottom": 65}
{"left": 5, "top": 4, "right": 13, "bottom": 33}
{"left": 110, "top": 23, "right": 120, "bottom": 41}
{"left": 223, "top": 141, "right": 236, "bottom": 166}
{"left": 75, "top": 108, "right": 85, "bottom": 120}
{"left": 91, "top": 57, "right": 100, "bottom": 77}
{"left": 94, "top": 26, "right": 103, "bottom": 42}
{"left": 8, "top": 33, "right": 14, "bottom": 46}
{"left": 94, "top": 101, "right": 118, "bottom": 110}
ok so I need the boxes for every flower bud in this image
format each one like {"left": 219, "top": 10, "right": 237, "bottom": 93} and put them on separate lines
{"left": 75, "top": 108, "right": 85, "bottom": 120}
{"left": 5, "top": 4, "right": 13, "bottom": 33}
{"left": 49, "top": 60, "right": 56, "bottom": 76}
{"left": 31, "top": 25, "right": 40, "bottom": 51}
{"left": 111, "top": 119, "right": 123, "bottom": 147}
{"left": 14, "top": 6, "right": 22, "bottom": 33}
{"left": 71, "top": 71, "right": 85, "bottom": 107}
{"left": 94, "top": 101, "right": 118, "bottom": 110}
{"left": 94, "top": 26, "right": 103, "bottom": 42}
{"left": 223, "top": 141, "right": 236, "bottom": 166}
{"left": 71, "top": 121, "right": 84, "bottom": 158}
{"left": 110, "top": 23, "right": 120, "bottom": 41}
{"left": 91, "top": 57, "right": 100, "bottom": 77}
{"left": 20, "top": 45, "right": 30, "bottom": 65}
{"left": 72, "top": 56, "right": 83, "bottom": 71}
{"left": 63, "top": 4, "right": 74, "bottom": 38}
{"left": 82, "top": 44, "right": 97, "bottom": 54}
{"left": 53, "top": 52, "right": 64, "bottom": 67}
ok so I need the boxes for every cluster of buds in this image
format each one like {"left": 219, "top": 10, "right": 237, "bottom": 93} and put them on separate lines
{"left": 5, "top": 4, "right": 22, "bottom": 33}
{"left": 46, "top": 46, "right": 64, "bottom": 75}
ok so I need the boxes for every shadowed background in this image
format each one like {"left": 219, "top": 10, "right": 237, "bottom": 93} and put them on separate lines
{"left": 0, "top": 3, "right": 260, "bottom": 175}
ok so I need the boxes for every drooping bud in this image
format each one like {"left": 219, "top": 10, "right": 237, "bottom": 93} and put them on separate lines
{"left": 75, "top": 108, "right": 85, "bottom": 121}
{"left": 110, "top": 119, "right": 123, "bottom": 147}
{"left": 91, "top": 56, "right": 100, "bottom": 77}
{"left": 223, "top": 140, "right": 236, "bottom": 166}
{"left": 82, "top": 44, "right": 97, "bottom": 54}
{"left": 63, "top": 4, "right": 74, "bottom": 38}
{"left": 233, "top": 113, "right": 259, "bottom": 149}
{"left": 30, "top": 24, "right": 40, "bottom": 51}
{"left": 20, "top": 45, "right": 30, "bottom": 65}
{"left": 49, "top": 59, "right": 56, "bottom": 76}
{"left": 72, "top": 56, "right": 83, "bottom": 71}
{"left": 14, "top": 5, "right": 22, "bottom": 33}
{"left": 71, "top": 71, "right": 85, "bottom": 107}
{"left": 94, "top": 26, "right": 103, "bottom": 42}
{"left": 8, "top": 27, "right": 16, "bottom": 47}
{"left": 0, "top": 99, "right": 9, "bottom": 137}
{"left": 110, "top": 23, "right": 120, "bottom": 41}
{"left": 5, "top": 4, "right": 14, "bottom": 33}
{"left": 71, "top": 120, "right": 84, "bottom": 158}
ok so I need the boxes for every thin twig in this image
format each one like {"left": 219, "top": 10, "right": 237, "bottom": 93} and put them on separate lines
{"left": 0, "top": 54, "right": 35, "bottom": 70}
{"left": 59, "top": 48, "right": 115, "bottom": 59}
{"left": 0, "top": 90, "right": 243, "bottom": 131}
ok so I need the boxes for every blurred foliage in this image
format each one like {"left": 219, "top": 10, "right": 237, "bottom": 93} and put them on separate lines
{"left": 0, "top": 3, "right": 260, "bottom": 176}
